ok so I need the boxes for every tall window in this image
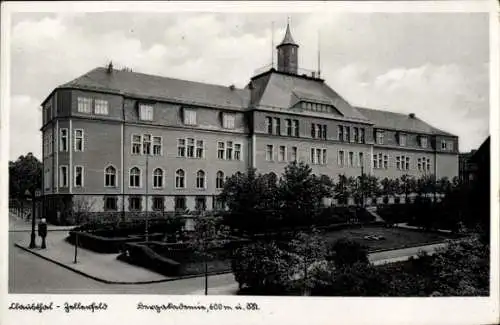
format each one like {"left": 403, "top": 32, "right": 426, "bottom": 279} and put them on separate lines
{"left": 153, "top": 197, "right": 164, "bottom": 211}
{"left": 59, "top": 128, "right": 68, "bottom": 152}
{"left": 143, "top": 134, "right": 151, "bottom": 155}
{"left": 187, "top": 138, "right": 195, "bottom": 158}
{"left": 59, "top": 165, "right": 68, "bottom": 187}
{"left": 426, "top": 158, "right": 431, "bottom": 172}
{"left": 348, "top": 152, "right": 354, "bottom": 167}
{"left": 353, "top": 127, "right": 359, "bottom": 143}
{"left": 418, "top": 158, "right": 422, "bottom": 171}
{"left": 105, "top": 166, "right": 116, "bottom": 187}
{"left": 360, "top": 128, "right": 365, "bottom": 143}
{"left": 345, "top": 127, "right": 350, "bottom": 142}
{"left": 184, "top": 109, "right": 196, "bottom": 125}
{"left": 396, "top": 156, "right": 401, "bottom": 170}
{"left": 311, "top": 148, "right": 316, "bottom": 164}
{"left": 322, "top": 149, "right": 327, "bottom": 165}
{"left": 311, "top": 123, "right": 316, "bottom": 138}
{"left": 153, "top": 168, "right": 164, "bottom": 189}
{"left": 175, "top": 196, "right": 186, "bottom": 211}
{"left": 291, "top": 146, "right": 298, "bottom": 162}
{"left": 266, "top": 145, "right": 274, "bottom": 161}
{"left": 286, "top": 119, "right": 292, "bottom": 136}
{"left": 132, "top": 135, "right": 142, "bottom": 155}
{"left": 266, "top": 117, "right": 273, "bottom": 134}
{"left": 152, "top": 136, "right": 162, "bottom": 156}
{"left": 104, "top": 196, "right": 118, "bottom": 211}
{"left": 226, "top": 141, "right": 233, "bottom": 160}
{"left": 384, "top": 155, "right": 388, "bottom": 169}
{"left": 420, "top": 136, "right": 428, "bottom": 148}
{"left": 279, "top": 146, "right": 286, "bottom": 162}
{"left": 74, "top": 129, "right": 84, "bottom": 152}
{"left": 77, "top": 97, "right": 92, "bottom": 113}
{"left": 405, "top": 157, "right": 410, "bottom": 170}
{"left": 217, "top": 142, "right": 225, "bottom": 159}
{"left": 322, "top": 125, "right": 327, "bottom": 140}
{"left": 129, "top": 167, "right": 141, "bottom": 188}
{"left": 337, "top": 125, "right": 344, "bottom": 141}
{"left": 316, "top": 148, "right": 322, "bottom": 165}
{"left": 273, "top": 118, "right": 281, "bottom": 135}
{"left": 234, "top": 143, "right": 241, "bottom": 160}
{"left": 338, "top": 150, "right": 345, "bottom": 166}
{"left": 196, "top": 140, "right": 204, "bottom": 158}
{"left": 376, "top": 130, "right": 384, "bottom": 145}
{"left": 177, "top": 139, "right": 186, "bottom": 157}
{"left": 139, "top": 104, "right": 154, "bottom": 121}
{"left": 129, "top": 196, "right": 142, "bottom": 211}
{"left": 216, "top": 171, "right": 224, "bottom": 189}
{"left": 196, "top": 170, "right": 206, "bottom": 189}
{"left": 74, "top": 166, "right": 83, "bottom": 187}
{"left": 94, "top": 99, "right": 109, "bottom": 115}
{"left": 175, "top": 169, "right": 185, "bottom": 188}
{"left": 399, "top": 134, "right": 407, "bottom": 147}
{"left": 195, "top": 196, "right": 207, "bottom": 211}
{"left": 358, "top": 152, "right": 364, "bottom": 167}
{"left": 222, "top": 113, "right": 235, "bottom": 129}
{"left": 292, "top": 120, "right": 299, "bottom": 137}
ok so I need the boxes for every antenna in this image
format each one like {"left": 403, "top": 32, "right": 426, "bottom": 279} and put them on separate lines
{"left": 317, "top": 30, "right": 321, "bottom": 78}
{"left": 271, "top": 21, "right": 275, "bottom": 68}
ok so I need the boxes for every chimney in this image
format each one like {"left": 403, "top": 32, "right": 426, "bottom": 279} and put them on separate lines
{"left": 106, "top": 61, "right": 113, "bottom": 74}
{"left": 409, "top": 113, "right": 415, "bottom": 118}
{"left": 311, "top": 71, "right": 316, "bottom": 78}
{"left": 248, "top": 81, "right": 254, "bottom": 90}
{"left": 229, "top": 84, "right": 235, "bottom": 91}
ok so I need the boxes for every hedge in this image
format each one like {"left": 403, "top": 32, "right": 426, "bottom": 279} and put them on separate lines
{"left": 68, "top": 231, "right": 165, "bottom": 253}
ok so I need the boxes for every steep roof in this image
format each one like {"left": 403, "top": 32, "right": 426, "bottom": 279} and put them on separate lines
{"left": 58, "top": 67, "right": 250, "bottom": 111}
{"left": 251, "top": 70, "right": 370, "bottom": 122}
{"left": 278, "top": 23, "right": 298, "bottom": 47}
{"left": 355, "top": 106, "right": 456, "bottom": 136}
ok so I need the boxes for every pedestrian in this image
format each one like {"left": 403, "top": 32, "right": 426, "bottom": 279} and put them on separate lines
{"left": 38, "top": 218, "right": 48, "bottom": 249}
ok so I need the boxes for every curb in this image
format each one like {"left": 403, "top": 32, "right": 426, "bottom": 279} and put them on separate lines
{"left": 13, "top": 243, "right": 232, "bottom": 285}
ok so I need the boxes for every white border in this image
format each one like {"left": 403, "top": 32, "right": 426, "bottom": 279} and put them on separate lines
{"left": 1, "top": 2, "right": 499, "bottom": 325}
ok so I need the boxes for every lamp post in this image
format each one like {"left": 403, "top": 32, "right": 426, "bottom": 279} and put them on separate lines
{"left": 360, "top": 163, "right": 365, "bottom": 208}
{"left": 145, "top": 150, "right": 150, "bottom": 242}
{"left": 26, "top": 190, "right": 36, "bottom": 248}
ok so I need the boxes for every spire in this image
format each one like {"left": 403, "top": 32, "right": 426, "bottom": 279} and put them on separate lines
{"left": 277, "top": 21, "right": 298, "bottom": 48}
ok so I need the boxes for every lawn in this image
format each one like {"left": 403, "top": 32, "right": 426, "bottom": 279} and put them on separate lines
{"left": 321, "top": 226, "right": 455, "bottom": 252}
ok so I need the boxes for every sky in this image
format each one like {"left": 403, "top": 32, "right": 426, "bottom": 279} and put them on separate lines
{"left": 8, "top": 10, "right": 490, "bottom": 160}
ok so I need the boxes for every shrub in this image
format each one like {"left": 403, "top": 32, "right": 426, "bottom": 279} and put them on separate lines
{"left": 328, "top": 238, "right": 369, "bottom": 268}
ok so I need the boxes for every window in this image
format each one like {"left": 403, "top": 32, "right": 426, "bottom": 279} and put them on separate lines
{"left": 214, "top": 197, "right": 225, "bottom": 210}
{"left": 338, "top": 150, "right": 345, "bottom": 166}
{"left": 316, "top": 148, "right": 322, "bottom": 165}
{"left": 139, "top": 104, "right": 154, "bottom": 121}
{"left": 175, "top": 196, "right": 186, "bottom": 211}
{"left": 222, "top": 113, "right": 235, "bottom": 129}
{"left": 266, "top": 117, "right": 273, "bottom": 134}
{"left": 345, "top": 127, "right": 350, "bottom": 142}
{"left": 129, "top": 167, "right": 141, "bottom": 188}
{"left": 105, "top": 166, "right": 117, "bottom": 187}
{"left": 396, "top": 156, "right": 401, "bottom": 170}
{"left": 132, "top": 135, "right": 142, "bottom": 155}
{"left": 311, "top": 123, "right": 316, "bottom": 138}
{"left": 60, "top": 128, "right": 68, "bottom": 152}
{"left": 396, "top": 156, "right": 410, "bottom": 171}
{"left": 311, "top": 124, "right": 327, "bottom": 139}
{"left": 217, "top": 142, "right": 225, "bottom": 159}
{"left": 266, "top": 145, "right": 274, "bottom": 161}
{"left": 358, "top": 152, "right": 364, "bottom": 167}
{"left": 374, "top": 153, "right": 386, "bottom": 169}
{"left": 74, "top": 166, "right": 83, "bottom": 187}
{"left": 348, "top": 152, "right": 354, "bottom": 167}
{"left": 104, "top": 196, "right": 118, "bottom": 211}
{"left": 273, "top": 118, "right": 281, "bottom": 135}
{"left": 311, "top": 148, "right": 316, "bottom": 164}
{"left": 353, "top": 127, "right": 359, "bottom": 143}
{"left": 175, "top": 169, "right": 185, "bottom": 188}
{"left": 44, "top": 169, "right": 51, "bottom": 189}
{"left": 196, "top": 170, "right": 205, "bottom": 189}
{"left": 234, "top": 143, "right": 241, "bottom": 160}
{"left": 418, "top": 158, "right": 422, "bottom": 171}
{"left": 420, "top": 136, "right": 428, "bottom": 148}
{"left": 77, "top": 97, "right": 92, "bottom": 113}
{"left": 187, "top": 138, "right": 195, "bottom": 158}
{"left": 216, "top": 171, "right": 224, "bottom": 189}
{"left": 278, "top": 146, "right": 286, "bottom": 162}
{"left": 195, "top": 197, "right": 207, "bottom": 211}
{"left": 153, "top": 168, "right": 164, "bottom": 189}
{"left": 183, "top": 109, "right": 196, "bottom": 125}
{"left": 143, "top": 134, "right": 151, "bottom": 155}
{"left": 427, "top": 158, "right": 431, "bottom": 172}
{"left": 337, "top": 126, "right": 344, "bottom": 141}
{"left": 399, "top": 134, "right": 407, "bottom": 147}
{"left": 384, "top": 155, "right": 388, "bottom": 169}
{"left": 129, "top": 196, "right": 142, "bottom": 211}
{"left": 94, "top": 99, "right": 109, "bottom": 115}
{"left": 322, "top": 125, "right": 327, "bottom": 140}
{"left": 376, "top": 130, "right": 384, "bottom": 145}
{"left": 360, "top": 128, "right": 365, "bottom": 143}
{"left": 226, "top": 141, "right": 233, "bottom": 160}
{"left": 405, "top": 157, "right": 410, "bottom": 170}
{"left": 153, "top": 137, "right": 162, "bottom": 156}
{"left": 448, "top": 141, "right": 454, "bottom": 151}
{"left": 59, "top": 165, "right": 68, "bottom": 187}
{"left": 292, "top": 120, "right": 299, "bottom": 137}
{"left": 322, "top": 149, "right": 327, "bottom": 165}
{"left": 177, "top": 139, "right": 186, "bottom": 157}
{"left": 153, "top": 197, "right": 164, "bottom": 211}
{"left": 291, "top": 146, "right": 298, "bottom": 162}
{"left": 74, "top": 129, "right": 84, "bottom": 152}
{"left": 286, "top": 119, "right": 292, "bottom": 136}
{"left": 196, "top": 140, "right": 204, "bottom": 158}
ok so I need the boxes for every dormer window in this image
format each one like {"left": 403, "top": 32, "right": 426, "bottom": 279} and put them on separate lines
{"left": 222, "top": 113, "right": 235, "bottom": 129}
{"left": 139, "top": 104, "right": 153, "bottom": 121}
{"left": 419, "top": 136, "right": 428, "bottom": 148}
{"left": 183, "top": 108, "right": 197, "bottom": 125}
{"left": 399, "top": 133, "right": 407, "bottom": 147}
{"left": 376, "top": 130, "right": 384, "bottom": 145}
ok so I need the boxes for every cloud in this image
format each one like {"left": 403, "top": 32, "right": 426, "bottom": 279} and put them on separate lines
{"left": 9, "top": 95, "right": 42, "bottom": 160}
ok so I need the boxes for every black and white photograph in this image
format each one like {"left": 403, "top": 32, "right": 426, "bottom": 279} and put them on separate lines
{"left": 2, "top": 1, "right": 498, "bottom": 325}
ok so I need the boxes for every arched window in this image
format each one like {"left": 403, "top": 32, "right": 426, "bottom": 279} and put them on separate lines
{"left": 175, "top": 169, "right": 185, "bottom": 189}
{"left": 105, "top": 165, "right": 116, "bottom": 187}
{"left": 153, "top": 168, "right": 163, "bottom": 189}
{"left": 129, "top": 167, "right": 141, "bottom": 188}
{"left": 216, "top": 171, "right": 224, "bottom": 189}
{"left": 196, "top": 170, "right": 205, "bottom": 189}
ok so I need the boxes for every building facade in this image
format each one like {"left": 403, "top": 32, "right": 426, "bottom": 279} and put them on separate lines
{"left": 40, "top": 23, "right": 459, "bottom": 220}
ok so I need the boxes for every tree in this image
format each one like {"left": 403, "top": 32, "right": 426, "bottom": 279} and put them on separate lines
{"left": 71, "top": 197, "right": 96, "bottom": 225}
{"left": 380, "top": 178, "right": 392, "bottom": 205}
{"left": 9, "top": 153, "right": 42, "bottom": 199}
{"left": 400, "top": 174, "right": 416, "bottom": 204}
{"left": 334, "top": 174, "right": 350, "bottom": 205}
{"left": 278, "top": 162, "right": 333, "bottom": 230}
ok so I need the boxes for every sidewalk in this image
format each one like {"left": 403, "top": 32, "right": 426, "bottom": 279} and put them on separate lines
{"left": 9, "top": 212, "right": 74, "bottom": 232}
{"left": 394, "top": 223, "right": 453, "bottom": 234}
{"left": 14, "top": 230, "right": 172, "bottom": 284}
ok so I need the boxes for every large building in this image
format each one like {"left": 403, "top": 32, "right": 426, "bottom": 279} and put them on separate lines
{"left": 40, "top": 23, "right": 458, "bottom": 220}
